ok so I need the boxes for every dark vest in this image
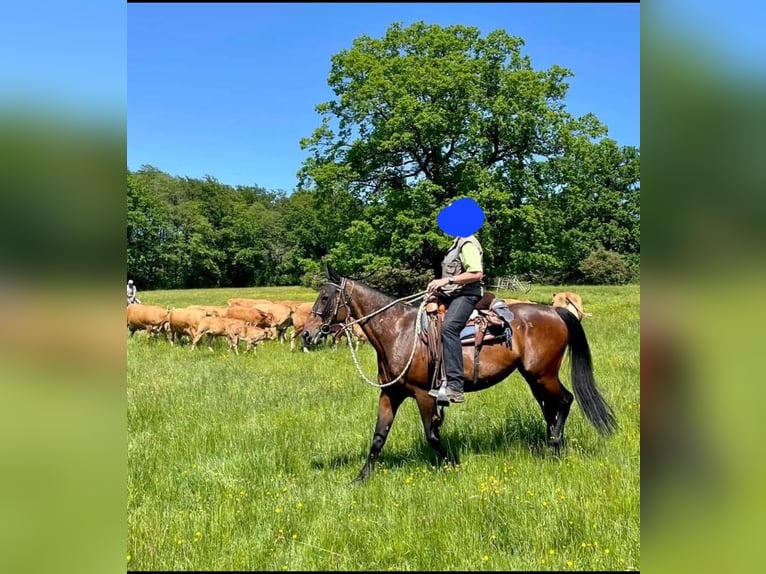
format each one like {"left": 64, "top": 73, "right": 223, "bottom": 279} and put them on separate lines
{"left": 440, "top": 235, "right": 484, "bottom": 298}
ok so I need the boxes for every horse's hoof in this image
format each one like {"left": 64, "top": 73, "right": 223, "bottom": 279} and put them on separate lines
{"left": 548, "top": 439, "right": 565, "bottom": 456}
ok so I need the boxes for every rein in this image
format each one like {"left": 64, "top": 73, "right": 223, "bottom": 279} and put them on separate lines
{"left": 325, "top": 280, "right": 428, "bottom": 388}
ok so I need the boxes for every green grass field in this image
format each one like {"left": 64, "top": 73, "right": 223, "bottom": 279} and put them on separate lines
{"left": 127, "top": 284, "right": 640, "bottom": 571}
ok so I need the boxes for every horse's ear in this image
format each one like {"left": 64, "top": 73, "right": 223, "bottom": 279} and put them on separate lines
{"left": 326, "top": 265, "right": 341, "bottom": 283}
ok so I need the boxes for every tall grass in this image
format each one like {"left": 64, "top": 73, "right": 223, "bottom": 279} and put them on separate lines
{"left": 127, "top": 284, "right": 640, "bottom": 571}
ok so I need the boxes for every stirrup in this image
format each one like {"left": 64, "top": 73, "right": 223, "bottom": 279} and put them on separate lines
{"left": 428, "top": 379, "right": 450, "bottom": 407}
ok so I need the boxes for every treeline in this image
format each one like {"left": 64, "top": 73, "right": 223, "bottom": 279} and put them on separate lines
{"left": 127, "top": 150, "right": 638, "bottom": 294}
{"left": 128, "top": 22, "right": 640, "bottom": 294}
{"left": 128, "top": 166, "right": 322, "bottom": 290}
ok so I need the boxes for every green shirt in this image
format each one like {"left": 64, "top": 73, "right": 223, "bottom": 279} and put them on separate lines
{"left": 459, "top": 241, "right": 483, "bottom": 273}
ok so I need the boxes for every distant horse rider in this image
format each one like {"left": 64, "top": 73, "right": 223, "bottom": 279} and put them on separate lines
{"left": 127, "top": 279, "right": 141, "bottom": 305}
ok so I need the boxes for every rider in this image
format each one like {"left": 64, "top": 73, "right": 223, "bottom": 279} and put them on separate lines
{"left": 127, "top": 279, "right": 140, "bottom": 304}
{"left": 426, "top": 198, "right": 485, "bottom": 404}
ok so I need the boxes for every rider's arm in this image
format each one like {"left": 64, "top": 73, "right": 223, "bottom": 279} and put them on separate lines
{"left": 453, "top": 243, "right": 483, "bottom": 284}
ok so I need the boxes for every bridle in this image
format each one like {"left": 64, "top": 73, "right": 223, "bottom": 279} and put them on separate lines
{"left": 311, "top": 277, "right": 355, "bottom": 336}
{"left": 311, "top": 278, "right": 429, "bottom": 388}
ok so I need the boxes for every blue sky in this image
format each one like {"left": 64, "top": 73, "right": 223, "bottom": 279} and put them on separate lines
{"left": 1, "top": 2, "right": 126, "bottom": 117}
{"left": 128, "top": 3, "right": 640, "bottom": 193}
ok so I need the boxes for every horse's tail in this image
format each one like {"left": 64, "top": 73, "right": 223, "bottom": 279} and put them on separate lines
{"left": 555, "top": 307, "right": 618, "bottom": 437}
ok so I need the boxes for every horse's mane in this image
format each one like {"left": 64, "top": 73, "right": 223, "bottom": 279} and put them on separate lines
{"left": 350, "top": 278, "right": 419, "bottom": 313}
{"left": 328, "top": 267, "right": 417, "bottom": 316}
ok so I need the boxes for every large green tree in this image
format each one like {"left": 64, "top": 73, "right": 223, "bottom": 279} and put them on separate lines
{"left": 298, "top": 21, "right": 615, "bottom": 290}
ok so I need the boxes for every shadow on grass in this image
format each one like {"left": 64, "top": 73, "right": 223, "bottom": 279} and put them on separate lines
{"left": 311, "top": 407, "right": 605, "bottom": 474}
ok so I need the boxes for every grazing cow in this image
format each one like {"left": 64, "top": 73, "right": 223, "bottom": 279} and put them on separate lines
{"left": 552, "top": 292, "right": 592, "bottom": 321}
{"left": 227, "top": 324, "right": 275, "bottom": 354}
{"left": 252, "top": 302, "right": 293, "bottom": 344}
{"left": 288, "top": 302, "right": 316, "bottom": 352}
{"left": 222, "top": 305, "right": 272, "bottom": 328}
{"left": 192, "top": 317, "right": 247, "bottom": 352}
{"left": 168, "top": 307, "right": 209, "bottom": 346}
{"left": 127, "top": 304, "right": 170, "bottom": 338}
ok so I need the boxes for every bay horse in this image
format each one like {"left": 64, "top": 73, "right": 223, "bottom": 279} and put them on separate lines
{"left": 304, "top": 266, "right": 617, "bottom": 483}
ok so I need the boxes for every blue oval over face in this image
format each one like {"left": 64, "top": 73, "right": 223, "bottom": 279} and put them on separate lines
{"left": 437, "top": 197, "right": 485, "bottom": 237}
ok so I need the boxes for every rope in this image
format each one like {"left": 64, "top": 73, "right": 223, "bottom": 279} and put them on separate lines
{"left": 341, "top": 291, "right": 428, "bottom": 388}
{"left": 342, "top": 289, "right": 428, "bottom": 329}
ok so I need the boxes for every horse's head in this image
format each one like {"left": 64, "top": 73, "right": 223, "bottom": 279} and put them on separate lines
{"left": 304, "top": 266, "right": 353, "bottom": 345}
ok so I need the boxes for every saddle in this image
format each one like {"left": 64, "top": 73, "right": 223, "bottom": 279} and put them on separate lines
{"left": 421, "top": 292, "right": 515, "bottom": 389}
{"left": 420, "top": 292, "right": 513, "bottom": 344}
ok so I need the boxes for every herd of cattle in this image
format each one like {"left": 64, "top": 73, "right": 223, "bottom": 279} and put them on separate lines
{"left": 126, "top": 298, "right": 367, "bottom": 354}
{"left": 126, "top": 291, "right": 590, "bottom": 356}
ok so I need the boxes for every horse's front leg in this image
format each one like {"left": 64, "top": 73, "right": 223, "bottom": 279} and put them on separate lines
{"left": 414, "top": 388, "right": 455, "bottom": 469}
{"left": 353, "top": 389, "right": 406, "bottom": 484}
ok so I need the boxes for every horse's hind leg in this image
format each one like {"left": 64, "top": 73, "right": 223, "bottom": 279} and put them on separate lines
{"left": 521, "top": 370, "right": 574, "bottom": 453}
{"left": 547, "top": 379, "right": 575, "bottom": 452}
{"left": 414, "top": 390, "right": 454, "bottom": 468}
{"left": 354, "top": 389, "right": 406, "bottom": 484}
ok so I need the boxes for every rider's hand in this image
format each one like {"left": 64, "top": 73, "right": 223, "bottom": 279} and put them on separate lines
{"left": 427, "top": 278, "right": 449, "bottom": 294}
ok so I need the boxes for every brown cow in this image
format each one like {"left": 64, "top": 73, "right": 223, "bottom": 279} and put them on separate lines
{"left": 288, "top": 302, "right": 316, "bottom": 352}
{"left": 192, "top": 317, "right": 247, "bottom": 352}
{"left": 252, "top": 302, "right": 293, "bottom": 344}
{"left": 168, "top": 307, "right": 208, "bottom": 346}
{"left": 222, "top": 305, "right": 272, "bottom": 327}
{"left": 127, "top": 304, "right": 170, "bottom": 338}
{"left": 552, "top": 292, "right": 592, "bottom": 321}
{"left": 226, "top": 324, "right": 275, "bottom": 354}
